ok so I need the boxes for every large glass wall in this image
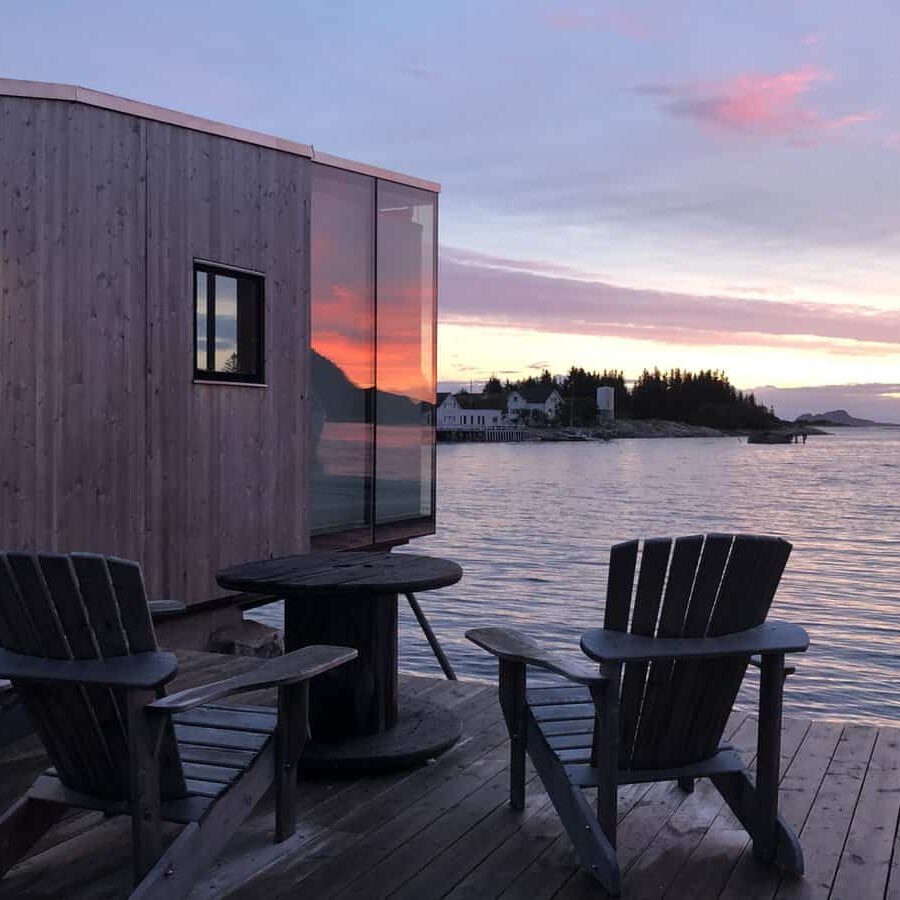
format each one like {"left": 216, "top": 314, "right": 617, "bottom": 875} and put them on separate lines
{"left": 309, "top": 165, "right": 375, "bottom": 540}
{"left": 310, "top": 166, "right": 437, "bottom": 546}
{"left": 375, "top": 183, "right": 437, "bottom": 538}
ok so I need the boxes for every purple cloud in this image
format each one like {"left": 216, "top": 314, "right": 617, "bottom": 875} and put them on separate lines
{"left": 440, "top": 248, "right": 900, "bottom": 355}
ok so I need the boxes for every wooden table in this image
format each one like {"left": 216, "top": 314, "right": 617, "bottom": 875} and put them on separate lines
{"left": 217, "top": 550, "right": 463, "bottom": 770}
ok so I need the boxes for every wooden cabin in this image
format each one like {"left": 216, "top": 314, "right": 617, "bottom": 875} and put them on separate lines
{"left": 0, "top": 79, "right": 438, "bottom": 636}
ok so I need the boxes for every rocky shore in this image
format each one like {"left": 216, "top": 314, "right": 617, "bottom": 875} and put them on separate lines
{"left": 532, "top": 419, "right": 829, "bottom": 441}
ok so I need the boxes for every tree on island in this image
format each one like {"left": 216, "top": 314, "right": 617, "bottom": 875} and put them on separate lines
{"left": 630, "top": 368, "right": 777, "bottom": 429}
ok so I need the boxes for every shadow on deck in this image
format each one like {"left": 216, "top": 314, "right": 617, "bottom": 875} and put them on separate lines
{"left": 1, "top": 650, "right": 897, "bottom": 899}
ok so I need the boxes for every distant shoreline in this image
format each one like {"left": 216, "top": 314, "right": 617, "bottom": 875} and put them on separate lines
{"left": 527, "top": 420, "right": 832, "bottom": 440}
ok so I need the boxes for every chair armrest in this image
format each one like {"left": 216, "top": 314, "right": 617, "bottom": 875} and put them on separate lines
{"left": 0, "top": 647, "right": 179, "bottom": 689}
{"left": 580, "top": 620, "right": 809, "bottom": 664}
{"left": 466, "top": 627, "right": 605, "bottom": 686}
{"left": 148, "top": 599, "right": 187, "bottom": 619}
{"left": 148, "top": 644, "right": 357, "bottom": 714}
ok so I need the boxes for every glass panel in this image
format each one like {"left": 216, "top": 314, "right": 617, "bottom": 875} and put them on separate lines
{"left": 235, "top": 276, "right": 261, "bottom": 375}
{"left": 375, "top": 182, "right": 437, "bottom": 526}
{"left": 310, "top": 165, "right": 375, "bottom": 534}
{"left": 214, "top": 274, "right": 239, "bottom": 372}
{"left": 195, "top": 270, "right": 208, "bottom": 370}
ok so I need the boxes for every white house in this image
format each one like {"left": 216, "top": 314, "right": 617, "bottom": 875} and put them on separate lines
{"left": 436, "top": 393, "right": 507, "bottom": 430}
{"left": 507, "top": 385, "right": 563, "bottom": 423}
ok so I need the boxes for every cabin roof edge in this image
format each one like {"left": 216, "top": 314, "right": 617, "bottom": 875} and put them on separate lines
{"left": 0, "top": 77, "right": 440, "bottom": 193}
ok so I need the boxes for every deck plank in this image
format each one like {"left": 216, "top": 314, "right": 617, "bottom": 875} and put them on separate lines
{"left": 774, "top": 723, "right": 878, "bottom": 900}
{"left": 3, "top": 652, "right": 900, "bottom": 900}
{"left": 831, "top": 726, "right": 900, "bottom": 900}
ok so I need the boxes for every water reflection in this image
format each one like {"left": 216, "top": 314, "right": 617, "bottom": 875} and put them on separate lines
{"left": 392, "top": 429, "right": 900, "bottom": 724}
{"left": 251, "top": 430, "right": 900, "bottom": 723}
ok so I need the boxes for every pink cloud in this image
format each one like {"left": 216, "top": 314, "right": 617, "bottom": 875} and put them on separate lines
{"left": 824, "top": 110, "right": 881, "bottom": 130}
{"left": 638, "top": 65, "right": 880, "bottom": 142}
{"left": 883, "top": 133, "right": 900, "bottom": 149}
{"left": 801, "top": 33, "right": 823, "bottom": 47}
{"left": 546, "top": 7, "right": 651, "bottom": 40}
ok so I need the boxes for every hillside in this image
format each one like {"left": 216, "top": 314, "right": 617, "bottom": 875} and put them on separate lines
{"left": 796, "top": 409, "right": 876, "bottom": 427}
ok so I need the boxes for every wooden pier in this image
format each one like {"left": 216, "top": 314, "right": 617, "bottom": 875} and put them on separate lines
{"left": 1, "top": 650, "right": 898, "bottom": 899}
{"left": 437, "top": 426, "right": 527, "bottom": 442}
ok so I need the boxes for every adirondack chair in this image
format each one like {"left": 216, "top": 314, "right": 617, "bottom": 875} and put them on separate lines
{"left": 467, "top": 533, "right": 809, "bottom": 895}
{"left": 0, "top": 551, "right": 357, "bottom": 898}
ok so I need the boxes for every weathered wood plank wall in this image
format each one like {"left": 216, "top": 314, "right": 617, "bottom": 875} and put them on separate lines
{"left": 0, "top": 96, "right": 310, "bottom": 606}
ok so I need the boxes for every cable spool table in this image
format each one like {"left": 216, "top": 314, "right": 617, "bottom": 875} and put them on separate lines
{"left": 217, "top": 550, "right": 463, "bottom": 771}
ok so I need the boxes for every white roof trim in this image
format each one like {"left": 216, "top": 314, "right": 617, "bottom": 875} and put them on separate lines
{"left": 0, "top": 78, "right": 440, "bottom": 193}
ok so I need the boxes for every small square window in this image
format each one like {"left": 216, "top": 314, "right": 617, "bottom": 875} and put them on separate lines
{"left": 194, "top": 262, "right": 264, "bottom": 382}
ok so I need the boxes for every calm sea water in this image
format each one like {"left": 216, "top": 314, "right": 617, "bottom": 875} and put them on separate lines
{"left": 254, "top": 428, "right": 900, "bottom": 724}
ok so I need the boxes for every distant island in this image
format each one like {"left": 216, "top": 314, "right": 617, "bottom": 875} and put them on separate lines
{"left": 796, "top": 409, "right": 882, "bottom": 427}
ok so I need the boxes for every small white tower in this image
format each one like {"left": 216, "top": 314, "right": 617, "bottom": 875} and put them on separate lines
{"left": 596, "top": 386, "right": 615, "bottom": 421}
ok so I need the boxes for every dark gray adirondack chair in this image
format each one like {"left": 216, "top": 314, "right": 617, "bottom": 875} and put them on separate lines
{"left": 468, "top": 533, "right": 809, "bottom": 895}
{"left": 0, "top": 551, "right": 357, "bottom": 898}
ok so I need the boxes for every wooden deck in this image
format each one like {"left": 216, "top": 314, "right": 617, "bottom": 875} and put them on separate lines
{"left": 2, "top": 651, "right": 899, "bottom": 899}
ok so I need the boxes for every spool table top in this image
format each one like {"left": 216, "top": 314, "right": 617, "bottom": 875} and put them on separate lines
{"left": 217, "top": 550, "right": 463, "bottom": 598}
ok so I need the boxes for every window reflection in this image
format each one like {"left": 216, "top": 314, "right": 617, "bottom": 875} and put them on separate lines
{"left": 310, "top": 165, "right": 375, "bottom": 535}
{"left": 214, "top": 275, "right": 238, "bottom": 370}
{"left": 193, "top": 263, "right": 263, "bottom": 382}
{"left": 375, "top": 183, "right": 436, "bottom": 530}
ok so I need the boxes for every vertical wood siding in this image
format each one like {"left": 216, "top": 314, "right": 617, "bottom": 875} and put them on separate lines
{"left": 0, "top": 97, "right": 310, "bottom": 605}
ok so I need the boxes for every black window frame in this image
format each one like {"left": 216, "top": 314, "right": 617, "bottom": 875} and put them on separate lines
{"left": 193, "top": 261, "right": 265, "bottom": 384}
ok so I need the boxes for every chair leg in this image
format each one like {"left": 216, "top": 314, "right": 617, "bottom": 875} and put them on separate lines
{"left": 678, "top": 777, "right": 695, "bottom": 793}
{"left": 754, "top": 653, "right": 784, "bottom": 863}
{"left": 592, "top": 664, "right": 620, "bottom": 848}
{"left": 712, "top": 771, "right": 803, "bottom": 875}
{"left": 710, "top": 653, "right": 803, "bottom": 875}
{"left": 132, "top": 745, "right": 276, "bottom": 900}
{"left": 127, "top": 691, "right": 163, "bottom": 885}
{"left": 0, "top": 795, "right": 63, "bottom": 876}
{"left": 528, "top": 721, "right": 621, "bottom": 894}
{"left": 499, "top": 660, "right": 527, "bottom": 809}
{"left": 276, "top": 681, "right": 309, "bottom": 842}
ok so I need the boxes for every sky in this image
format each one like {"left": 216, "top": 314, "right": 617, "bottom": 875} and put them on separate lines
{"left": 2, "top": 1, "right": 898, "bottom": 420}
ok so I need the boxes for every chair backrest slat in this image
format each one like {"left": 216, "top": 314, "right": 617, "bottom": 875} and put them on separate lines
{"left": 682, "top": 533, "right": 733, "bottom": 637}
{"left": 0, "top": 551, "right": 186, "bottom": 800}
{"left": 603, "top": 540, "right": 638, "bottom": 631}
{"left": 70, "top": 555, "right": 130, "bottom": 657}
{"left": 602, "top": 533, "right": 792, "bottom": 771}
{"left": 107, "top": 557, "right": 159, "bottom": 653}
{"left": 0, "top": 557, "right": 41, "bottom": 651}
{"left": 5, "top": 555, "right": 71, "bottom": 659}
{"left": 617, "top": 538, "right": 671, "bottom": 761}
{"left": 631, "top": 535, "right": 703, "bottom": 762}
